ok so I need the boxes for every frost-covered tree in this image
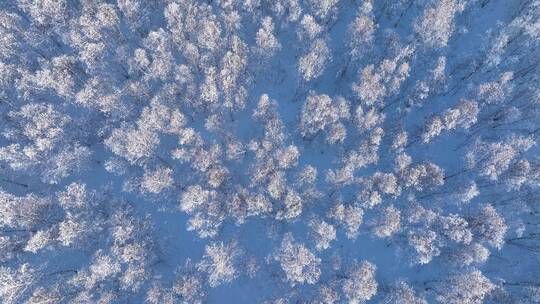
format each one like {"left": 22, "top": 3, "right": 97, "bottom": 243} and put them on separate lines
{"left": 469, "top": 204, "right": 507, "bottom": 249}
{"left": 298, "top": 38, "right": 330, "bottom": 82}
{"left": 352, "top": 52, "right": 411, "bottom": 107}
{"left": 309, "top": 218, "right": 336, "bottom": 251}
{"left": 383, "top": 281, "right": 427, "bottom": 304}
{"left": 439, "top": 214, "right": 472, "bottom": 245}
{"left": 414, "top": 0, "right": 465, "bottom": 48}
{"left": 422, "top": 116, "right": 444, "bottom": 143}
{"left": 328, "top": 202, "right": 364, "bottom": 239}
{"left": 355, "top": 106, "right": 385, "bottom": 134}
{"left": 352, "top": 64, "right": 385, "bottom": 107}
{"left": 299, "top": 93, "right": 349, "bottom": 142}
{"left": 347, "top": 1, "right": 375, "bottom": 58}
{"left": 297, "top": 15, "right": 323, "bottom": 42}
{"left": 0, "top": 103, "right": 91, "bottom": 184}
{"left": 179, "top": 185, "right": 225, "bottom": 238}
{"left": 197, "top": 241, "right": 242, "bottom": 287}
{"left": 255, "top": 17, "right": 281, "bottom": 58}
{"left": 0, "top": 190, "right": 53, "bottom": 230}
{"left": 408, "top": 229, "right": 441, "bottom": 264}
{"left": 435, "top": 270, "right": 495, "bottom": 304}
{"left": 467, "top": 135, "right": 535, "bottom": 181}
{"left": 141, "top": 167, "right": 174, "bottom": 194}
{"left": 342, "top": 261, "right": 377, "bottom": 304}
{"left": 448, "top": 243, "right": 490, "bottom": 266}
{"left": 56, "top": 182, "right": 105, "bottom": 248}
{"left": 422, "top": 100, "right": 480, "bottom": 143}
{"left": 358, "top": 172, "right": 400, "bottom": 209}
{"left": 477, "top": 72, "right": 514, "bottom": 104}
{"left": 275, "top": 233, "right": 321, "bottom": 285}
{"left": 401, "top": 162, "right": 445, "bottom": 191}
{"left": 276, "top": 189, "right": 303, "bottom": 220}
{"left": 0, "top": 264, "right": 35, "bottom": 304}
{"left": 173, "top": 261, "right": 206, "bottom": 304}
{"left": 105, "top": 126, "right": 159, "bottom": 164}
{"left": 370, "top": 205, "right": 401, "bottom": 238}
{"left": 318, "top": 284, "right": 340, "bottom": 304}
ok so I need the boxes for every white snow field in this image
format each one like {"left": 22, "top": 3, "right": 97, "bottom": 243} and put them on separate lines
{"left": 0, "top": 0, "right": 539, "bottom": 303}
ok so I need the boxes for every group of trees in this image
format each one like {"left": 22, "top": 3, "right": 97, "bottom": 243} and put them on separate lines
{"left": 0, "top": 0, "right": 538, "bottom": 303}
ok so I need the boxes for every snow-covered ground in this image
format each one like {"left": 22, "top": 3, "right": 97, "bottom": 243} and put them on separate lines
{"left": 0, "top": 0, "right": 539, "bottom": 303}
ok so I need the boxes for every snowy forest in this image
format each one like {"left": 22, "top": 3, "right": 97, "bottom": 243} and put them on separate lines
{"left": 0, "top": 0, "right": 539, "bottom": 303}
